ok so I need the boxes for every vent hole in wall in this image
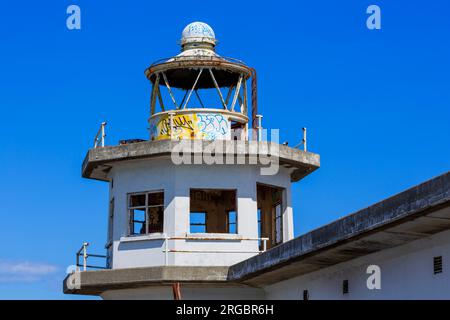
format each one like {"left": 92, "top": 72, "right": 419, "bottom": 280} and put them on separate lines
{"left": 434, "top": 256, "right": 443, "bottom": 274}
{"left": 302, "top": 290, "right": 309, "bottom": 300}
{"left": 343, "top": 280, "right": 349, "bottom": 294}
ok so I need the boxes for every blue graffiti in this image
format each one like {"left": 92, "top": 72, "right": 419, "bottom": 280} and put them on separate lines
{"left": 197, "top": 113, "right": 229, "bottom": 140}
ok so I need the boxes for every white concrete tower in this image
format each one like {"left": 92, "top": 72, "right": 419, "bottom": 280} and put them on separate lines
{"left": 66, "top": 22, "right": 320, "bottom": 299}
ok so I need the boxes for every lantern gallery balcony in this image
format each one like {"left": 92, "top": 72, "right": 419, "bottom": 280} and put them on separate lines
{"left": 81, "top": 139, "right": 320, "bottom": 182}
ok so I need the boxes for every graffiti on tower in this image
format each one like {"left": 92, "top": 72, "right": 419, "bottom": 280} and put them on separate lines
{"left": 150, "top": 112, "right": 230, "bottom": 141}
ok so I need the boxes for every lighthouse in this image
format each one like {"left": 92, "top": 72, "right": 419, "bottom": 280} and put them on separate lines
{"left": 65, "top": 22, "right": 320, "bottom": 299}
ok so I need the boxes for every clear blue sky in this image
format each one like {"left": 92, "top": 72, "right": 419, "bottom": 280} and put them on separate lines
{"left": 0, "top": 0, "right": 449, "bottom": 299}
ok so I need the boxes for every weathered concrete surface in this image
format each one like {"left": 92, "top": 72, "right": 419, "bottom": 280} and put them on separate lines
{"left": 82, "top": 140, "right": 320, "bottom": 182}
{"left": 64, "top": 266, "right": 230, "bottom": 295}
{"left": 227, "top": 171, "right": 450, "bottom": 286}
{"left": 65, "top": 171, "right": 450, "bottom": 295}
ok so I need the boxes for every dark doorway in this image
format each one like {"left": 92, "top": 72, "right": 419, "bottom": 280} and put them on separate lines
{"left": 257, "top": 184, "right": 284, "bottom": 250}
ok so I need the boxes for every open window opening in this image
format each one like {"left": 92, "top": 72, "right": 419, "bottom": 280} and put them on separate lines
{"left": 107, "top": 198, "right": 114, "bottom": 243}
{"left": 257, "top": 184, "right": 284, "bottom": 250}
{"left": 128, "top": 191, "right": 164, "bottom": 235}
{"left": 190, "top": 189, "right": 237, "bottom": 234}
{"left": 230, "top": 120, "right": 246, "bottom": 141}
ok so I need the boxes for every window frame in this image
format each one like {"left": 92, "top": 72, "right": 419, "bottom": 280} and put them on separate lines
{"left": 128, "top": 190, "right": 164, "bottom": 236}
{"left": 226, "top": 210, "right": 237, "bottom": 234}
{"left": 273, "top": 201, "right": 283, "bottom": 246}
{"left": 189, "top": 211, "right": 208, "bottom": 233}
{"left": 257, "top": 208, "right": 263, "bottom": 250}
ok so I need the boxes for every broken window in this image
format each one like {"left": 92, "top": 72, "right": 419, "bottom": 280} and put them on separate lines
{"left": 190, "top": 189, "right": 237, "bottom": 234}
{"left": 128, "top": 191, "right": 164, "bottom": 235}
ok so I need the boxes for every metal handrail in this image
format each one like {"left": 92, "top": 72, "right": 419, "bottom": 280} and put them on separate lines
{"left": 294, "top": 127, "right": 307, "bottom": 151}
{"left": 162, "top": 236, "right": 269, "bottom": 266}
{"left": 76, "top": 242, "right": 107, "bottom": 271}
{"left": 148, "top": 55, "right": 248, "bottom": 68}
{"left": 93, "top": 122, "right": 107, "bottom": 148}
{"left": 76, "top": 236, "right": 269, "bottom": 270}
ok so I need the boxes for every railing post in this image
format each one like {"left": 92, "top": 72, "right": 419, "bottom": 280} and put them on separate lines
{"left": 302, "top": 127, "right": 307, "bottom": 152}
{"left": 93, "top": 122, "right": 107, "bottom": 148}
{"left": 82, "top": 242, "right": 89, "bottom": 271}
{"left": 165, "top": 237, "right": 169, "bottom": 266}
{"left": 76, "top": 252, "right": 80, "bottom": 272}
{"left": 263, "top": 238, "right": 267, "bottom": 252}
{"left": 101, "top": 122, "right": 106, "bottom": 147}
{"left": 256, "top": 114, "right": 263, "bottom": 142}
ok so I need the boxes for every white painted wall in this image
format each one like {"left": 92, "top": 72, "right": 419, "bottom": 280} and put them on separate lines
{"left": 107, "top": 157, "right": 294, "bottom": 268}
{"left": 264, "top": 229, "right": 450, "bottom": 300}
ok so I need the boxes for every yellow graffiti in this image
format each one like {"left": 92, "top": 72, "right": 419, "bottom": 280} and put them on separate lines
{"left": 152, "top": 114, "right": 199, "bottom": 140}
{"left": 150, "top": 113, "right": 230, "bottom": 141}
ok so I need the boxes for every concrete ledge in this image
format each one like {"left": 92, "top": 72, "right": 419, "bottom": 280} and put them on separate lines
{"left": 185, "top": 233, "right": 244, "bottom": 241}
{"left": 64, "top": 266, "right": 230, "bottom": 295}
{"left": 120, "top": 233, "right": 167, "bottom": 243}
{"left": 82, "top": 140, "right": 320, "bottom": 182}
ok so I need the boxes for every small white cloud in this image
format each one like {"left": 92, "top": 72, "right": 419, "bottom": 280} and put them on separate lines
{"left": 0, "top": 260, "right": 58, "bottom": 283}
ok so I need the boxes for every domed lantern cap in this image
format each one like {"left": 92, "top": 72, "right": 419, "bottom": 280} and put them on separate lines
{"left": 181, "top": 22, "right": 217, "bottom": 48}
{"left": 145, "top": 22, "right": 253, "bottom": 90}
